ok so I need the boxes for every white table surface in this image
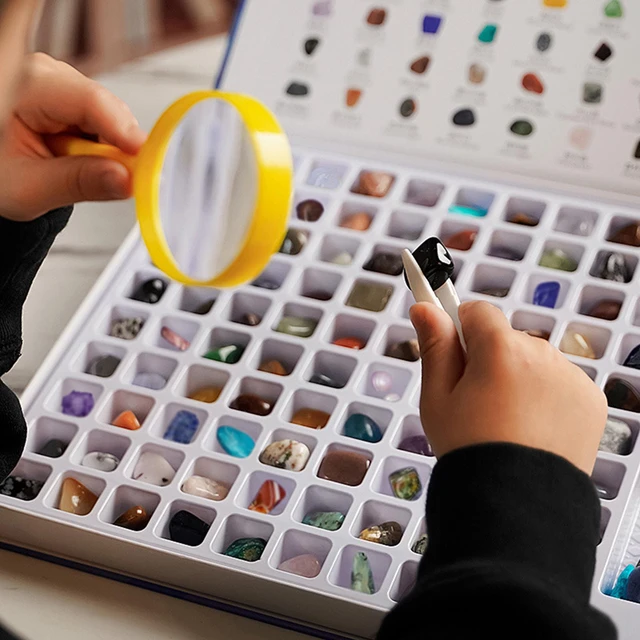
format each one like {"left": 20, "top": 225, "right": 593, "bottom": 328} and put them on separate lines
{"left": 0, "top": 36, "right": 310, "bottom": 640}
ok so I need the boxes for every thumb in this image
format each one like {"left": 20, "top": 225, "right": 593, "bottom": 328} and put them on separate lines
{"left": 409, "top": 302, "right": 465, "bottom": 400}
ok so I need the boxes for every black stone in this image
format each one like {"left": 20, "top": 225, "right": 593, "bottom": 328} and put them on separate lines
{"left": 131, "top": 278, "right": 166, "bottom": 304}
{"left": 624, "top": 345, "right": 640, "bottom": 370}
{"left": 252, "top": 278, "right": 280, "bottom": 290}
{"left": 87, "top": 354, "right": 121, "bottom": 378}
{"left": 310, "top": 373, "right": 343, "bottom": 389}
{"left": 304, "top": 38, "right": 320, "bottom": 56}
{"left": 452, "top": 108, "right": 475, "bottom": 126}
{"left": 296, "top": 199, "right": 324, "bottom": 221}
{"left": 593, "top": 252, "right": 631, "bottom": 283}
{"left": 510, "top": 119, "right": 534, "bottom": 137}
{"left": 38, "top": 439, "right": 67, "bottom": 459}
{"left": 364, "top": 252, "right": 404, "bottom": 276}
{"left": 400, "top": 98, "right": 417, "bottom": 118}
{"left": 168, "top": 510, "right": 210, "bottom": 546}
{"left": 594, "top": 42, "right": 613, "bottom": 62}
{"left": 605, "top": 379, "right": 640, "bottom": 413}
{"left": 0, "top": 475, "right": 44, "bottom": 501}
{"left": 404, "top": 237, "right": 455, "bottom": 291}
{"left": 634, "top": 139, "right": 640, "bottom": 160}
{"left": 286, "top": 82, "right": 310, "bottom": 97}
{"left": 583, "top": 83, "right": 603, "bottom": 104}
{"left": 536, "top": 32, "right": 552, "bottom": 52}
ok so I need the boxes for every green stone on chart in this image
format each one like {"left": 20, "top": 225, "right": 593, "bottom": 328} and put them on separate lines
{"left": 389, "top": 467, "right": 422, "bottom": 500}
{"left": 539, "top": 248, "right": 577, "bottom": 272}
{"left": 302, "top": 511, "right": 345, "bottom": 531}
{"left": 351, "top": 552, "right": 375, "bottom": 594}
{"left": 276, "top": 316, "right": 318, "bottom": 338}
{"left": 223, "top": 537, "right": 267, "bottom": 562}
{"left": 604, "top": 0, "right": 623, "bottom": 17}
{"left": 204, "top": 344, "right": 244, "bottom": 364}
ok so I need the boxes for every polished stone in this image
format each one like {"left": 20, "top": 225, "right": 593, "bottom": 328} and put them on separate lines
{"left": 318, "top": 450, "right": 370, "bottom": 486}
{"left": 164, "top": 410, "right": 199, "bottom": 444}
{"left": 604, "top": 0, "right": 623, "bottom": 17}
{"left": 539, "top": 248, "right": 578, "bottom": 272}
{"left": 304, "top": 37, "right": 320, "bottom": 56}
{"left": 249, "top": 480, "right": 286, "bottom": 514}
{"left": 223, "top": 537, "right": 267, "bottom": 562}
{"left": 411, "top": 533, "right": 429, "bottom": 555}
{"left": 204, "top": 344, "right": 245, "bottom": 364}
{"left": 280, "top": 229, "right": 309, "bottom": 255}
{"left": 309, "top": 372, "right": 343, "bottom": 389}
{"left": 522, "top": 73, "right": 544, "bottom": 94}
{"left": 400, "top": 98, "right": 417, "bottom": 118}
{"left": 217, "top": 426, "right": 255, "bottom": 458}
{"left": 259, "top": 360, "right": 288, "bottom": 376}
{"left": 346, "top": 88, "right": 362, "bottom": 108}
{"left": 583, "top": 82, "right": 603, "bottom": 104}
{"left": 110, "top": 317, "right": 144, "bottom": 340}
{"left": 358, "top": 521, "right": 403, "bottom": 546}
{"left": 410, "top": 56, "right": 430, "bottom": 74}
{"left": 399, "top": 435, "right": 433, "bottom": 457}
{"left": 286, "top": 82, "right": 310, "bottom": 97}
{"left": 340, "top": 211, "right": 372, "bottom": 231}
{"left": 62, "top": 391, "right": 94, "bottom": 417}
{"left": 132, "top": 372, "right": 167, "bottom": 390}
{"left": 389, "top": 467, "right": 422, "bottom": 500}
{"left": 260, "top": 439, "right": 310, "bottom": 471}
{"left": 605, "top": 379, "right": 640, "bottom": 413}
{"left": 422, "top": 14, "right": 442, "bottom": 34}
{"left": 624, "top": 345, "right": 640, "bottom": 370}
{"left": 367, "top": 8, "right": 386, "bottom": 25}
{"left": 536, "top": 32, "right": 552, "bottom": 52}
{"left": 444, "top": 229, "right": 476, "bottom": 251}
{"left": 594, "top": 252, "right": 630, "bottom": 283}
{"left": 81, "top": 452, "right": 119, "bottom": 472}
{"left": 386, "top": 340, "right": 419, "bottom": 362}
{"left": 188, "top": 386, "right": 222, "bottom": 403}
{"left": 291, "top": 408, "right": 331, "bottom": 429}
{"left": 599, "top": 418, "right": 632, "bottom": 455}
{"left": 296, "top": 199, "right": 324, "bottom": 222}
{"left": 586, "top": 300, "right": 622, "bottom": 321}
{"left": 610, "top": 223, "right": 640, "bottom": 248}
{"left": 508, "top": 212, "right": 539, "bottom": 226}
{"left": 239, "top": 312, "right": 261, "bottom": 326}
{"left": 112, "top": 410, "right": 141, "bottom": 431}
{"left": 131, "top": 278, "right": 166, "bottom": 304}
{"left": 132, "top": 452, "right": 175, "bottom": 486}
{"left": 182, "top": 475, "right": 229, "bottom": 501}
{"left": 114, "top": 505, "right": 149, "bottom": 531}
{"left": 560, "top": 331, "right": 597, "bottom": 359}
{"left": 452, "top": 108, "right": 475, "bottom": 126}
{"left": 38, "top": 439, "right": 67, "bottom": 458}
{"left": 594, "top": 42, "right": 613, "bottom": 62}
{"left": 169, "top": 510, "right": 209, "bottom": 546}
{"left": 333, "top": 336, "right": 366, "bottom": 350}
{"left": 230, "top": 394, "right": 273, "bottom": 416}
{"left": 87, "top": 355, "right": 120, "bottom": 378}
{"left": 347, "top": 282, "right": 393, "bottom": 312}
{"left": 161, "top": 326, "right": 190, "bottom": 351}
{"left": 364, "top": 252, "right": 403, "bottom": 276}
{"left": 302, "top": 511, "right": 345, "bottom": 531}
{"left": 468, "top": 63, "right": 485, "bottom": 84}
{"left": 278, "top": 554, "right": 322, "bottom": 578}
{"left": 371, "top": 371, "right": 392, "bottom": 393}
{"left": 533, "top": 281, "right": 560, "bottom": 308}
{"left": 478, "top": 24, "right": 498, "bottom": 43}
{"left": 510, "top": 119, "right": 534, "bottom": 137}
{"left": 276, "top": 316, "right": 318, "bottom": 338}
{"left": 611, "top": 564, "right": 634, "bottom": 599}
{"left": 351, "top": 552, "right": 375, "bottom": 594}
{"left": 352, "top": 171, "right": 395, "bottom": 198}
{"left": 344, "top": 414, "right": 382, "bottom": 443}
{"left": 59, "top": 478, "right": 98, "bottom": 515}
{"left": 0, "top": 475, "right": 43, "bottom": 501}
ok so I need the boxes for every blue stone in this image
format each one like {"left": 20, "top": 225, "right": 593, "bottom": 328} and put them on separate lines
{"left": 533, "top": 281, "right": 560, "bottom": 308}
{"left": 611, "top": 564, "right": 635, "bottom": 598}
{"left": 624, "top": 345, "right": 640, "bottom": 370}
{"left": 163, "top": 410, "right": 199, "bottom": 444}
{"left": 422, "top": 14, "right": 442, "bottom": 34}
{"left": 344, "top": 413, "right": 382, "bottom": 443}
{"left": 217, "top": 426, "right": 255, "bottom": 458}
{"left": 448, "top": 204, "right": 487, "bottom": 217}
{"left": 624, "top": 567, "right": 640, "bottom": 603}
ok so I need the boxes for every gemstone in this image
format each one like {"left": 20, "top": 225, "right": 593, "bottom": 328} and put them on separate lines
{"left": 161, "top": 326, "right": 190, "bottom": 351}
{"left": 204, "top": 344, "right": 244, "bottom": 364}
{"left": 312, "top": 1, "right": 331, "bottom": 16}
{"left": 252, "top": 277, "right": 280, "bottom": 290}
{"left": 276, "top": 316, "right": 317, "bottom": 338}
{"left": 230, "top": 394, "right": 273, "bottom": 416}
{"left": 539, "top": 248, "right": 578, "bottom": 272}
{"left": 193, "top": 299, "right": 215, "bottom": 315}
{"left": 318, "top": 450, "right": 370, "bottom": 486}
{"left": 606, "top": 379, "right": 640, "bottom": 413}
{"left": 524, "top": 329, "right": 551, "bottom": 341}
{"left": 509, "top": 212, "right": 538, "bottom": 226}
{"left": 163, "top": 410, "right": 199, "bottom": 444}
{"left": 610, "top": 223, "right": 640, "bottom": 247}
{"left": 595, "top": 481, "right": 613, "bottom": 500}
{"left": 331, "top": 252, "right": 354, "bottom": 265}
{"left": 304, "top": 289, "right": 333, "bottom": 301}
{"left": 569, "top": 127, "right": 594, "bottom": 152}
{"left": 411, "top": 533, "right": 429, "bottom": 555}
{"left": 38, "top": 439, "right": 67, "bottom": 458}
{"left": 522, "top": 73, "right": 544, "bottom": 94}
{"left": 625, "top": 568, "right": 640, "bottom": 603}
{"left": 132, "top": 452, "right": 175, "bottom": 486}
{"left": 410, "top": 56, "right": 430, "bottom": 74}
{"left": 533, "top": 282, "right": 561, "bottom": 308}
{"left": 239, "top": 313, "right": 261, "bottom": 326}
{"left": 333, "top": 336, "right": 366, "bottom": 350}
{"left": 223, "top": 537, "right": 266, "bottom": 561}
{"left": 344, "top": 414, "right": 383, "bottom": 443}
{"left": 286, "top": 82, "right": 310, "bottom": 97}
{"left": 351, "top": 552, "right": 375, "bottom": 594}
{"left": 624, "top": 345, "right": 640, "bottom": 370}
{"left": 358, "top": 521, "right": 403, "bottom": 546}
{"left": 399, "top": 435, "right": 433, "bottom": 457}
{"left": 422, "top": 14, "right": 442, "bottom": 34}
{"left": 594, "top": 42, "right": 613, "bottom": 62}
{"left": 81, "top": 451, "right": 119, "bottom": 472}
{"left": 364, "top": 252, "right": 403, "bottom": 276}
{"left": 59, "top": 478, "right": 98, "bottom": 515}
{"left": 169, "top": 510, "right": 209, "bottom": 546}
{"left": 536, "top": 32, "right": 552, "bottom": 52}
{"left": 249, "top": 480, "right": 286, "bottom": 514}
{"left": 444, "top": 230, "right": 477, "bottom": 251}
{"left": 347, "top": 282, "right": 393, "bottom": 312}
{"left": 304, "top": 37, "right": 319, "bottom": 56}
{"left": 468, "top": 63, "right": 485, "bottom": 84}
{"left": 87, "top": 355, "right": 120, "bottom": 378}
{"left": 217, "top": 426, "right": 255, "bottom": 458}
{"left": 587, "top": 300, "right": 622, "bottom": 321}
{"left": 260, "top": 439, "right": 311, "bottom": 471}
{"left": 113, "top": 505, "right": 149, "bottom": 531}
{"left": 112, "top": 410, "right": 141, "bottom": 430}
{"left": 611, "top": 565, "right": 634, "bottom": 599}
{"left": 478, "top": 287, "right": 510, "bottom": 298}
{"left": 478, "top": 24, "right": 498, "bottom": 44}
{"left": 280, "top": 229, "right": 308, "bottom": 255}
{"left": 132, "top": 372, "right": 167, "bottom": 390}
{"left": 188, "top": 386, "right": 222, "bottom": 403}
{"left": 385, "top": 340, "right": 420, "bottom": 362}
{"left": 400, "top": 98, "right": 417, "bottom": 118}
{"left": 599, "top": 417, "right": 632, "bottom": 455}
{"left": 510, "top": 119, "right": 534, "bottom": 136}
{"left": 352, "top": 171, "right": 395, "bottom": 198}
{"left": 340, "top": 212, "right": 372, "bottom": 230}
{"left": 604, "top": 0, "right": 623, "bottom": 17}
{"left": 371, "top": 371, "right": 392, "bottom": 393}
{"left": 291, "top": 408, "right": 331, "bottom": 429}
{"left": 0, "top": 475, "right": 43, "bottom": 501}
{"left": 182, "top": 475, "right": 229, "bottom": 501}
{"left": 131, "top": 278, "right": 166, "bottom": 304}
{"left": 296, "top": 199, "right": 324, "bottom": 222}
{"left": 278, "top": 554, "right": 322, "bottom": 578}
{"left": 367, "top": 8, "right": 386, "bottom": 25}
{"left": 594, "top": 252, "right": 631, "bottom": 282}
{"left": 389, "top": 467, "right": 422, "bottom": 500}
{"left": 259, "top": 360, "right": 288, "bottom": 376}
{"left": 452, "top": 109, "right": 475, "bottom": 126}
{"left": 110, "top": 317, "right": 144, "bottom": 340}
{"left": 62, "top": 391, "right": 94, "bottom": 417}
{"left": 560, "top": 331, "right": 596, "bottom": 359}
{"left": 583, "top": 83, "right": 603, "bottom": 104}
{"left": 346, "top": 88, "right": 362, "bottom": 108}
{"left": 302, "top": 511, "right": 345, "bottom": 531}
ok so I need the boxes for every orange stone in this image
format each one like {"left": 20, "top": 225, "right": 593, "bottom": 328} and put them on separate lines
{"left": 59, "top": 478, "right": 98, "bottom": 515}
{"left": 259, "top": 360, "right": 288, "bottom": 376}
{"left": 522, "top": 73, "right": 544, "bottom": 95}
{"left": 444, "top": 229, "right": 477, "bottom": 251}
{"left": 346, "top": 88, "right": 362, "bottom": 107}
{"left": 188, "top": 387, "right": 222, "bottom": 403}
{"left": 333, "top": 336, "right": 366, "bottom": 350}
{"left": 112, "top": 410, "right": 141, "bottom": 431}
{"left": 340, "top": 212, "right": 372, "bottom": 231}
{"left": 291, "top": 408, "right": 331, "bottom": 429}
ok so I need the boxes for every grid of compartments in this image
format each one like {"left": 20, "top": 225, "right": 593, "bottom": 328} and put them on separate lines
{"left": 2, "top": 147, "right": 640, "bottom": 617}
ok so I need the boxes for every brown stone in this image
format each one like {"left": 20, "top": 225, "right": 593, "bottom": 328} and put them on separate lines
{"left": 188, "top": 387, "right": 222, "bottom": 403}
{"left": 333, "top": 336, "right": 366, "bottom": 350}
{"left": 444, "top": 229, "right": 477, "bottom": 251}
{"left": 59, "top": 478, "right": 98, "bottom": 516}
{"left": 114, "top": 505, "right": 149, "bottom": 531}
{"left": 366, "top": 8, "right": 386, "bottom": 25}
{"left": 468, "top": 63, "right": 486, "bottom": 84}
{"left": 385, "top": 339, "right": 420, "bottom": 362}
{"left": 318, "top": 450, "right": 370, "bottom": 486}
{"left": 346, "top": 88, "right": 362, "bottom": 107}
{"left": 340, "top": 212, "right": 372, "bottom": 230}
{"left": 524, "top": 329, "right": 551, "bottom": 340}
{"left": 230, "top": 394, "right": 273, "bottom": 416}
{"left": 522, "top": 72, "right": 544, "bottom": 94}
{"left": 352, "top": 171, "right": 395, "bottom": 198}
{"left": 410, "top": 56, "right": 430, "bottom": 74}
{"left": 296, "top": 199, "right": 324, "bottom": 222}
{"left": 508, "top": 212, "right": 539, "bottom": 226}
{"left": 605, "top": 378, "right": 640, "bottom": 413}
{"left": 609, "top": 223, "right": 640, "bottom": 247}
{"left": 587, "top": 299, "right": 622, "bottom": 321}
{"left": 259, "top": 360, "right": 288, "bottom": 376}
{"left": 291, "top": 408, "right": 331, "bottom": 429}
{"left": 240, "top": 313, "right": 261, "bottom": 326}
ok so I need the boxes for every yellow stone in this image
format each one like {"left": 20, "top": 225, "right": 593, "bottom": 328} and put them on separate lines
{"left": 560, "top": 331, "right": 596, "bottom": 359}
{"left": 188, "top": 386, "right": 222, "bottom": 403}
{"left": 543, "top": 0, "right": 567, "bottom": 6}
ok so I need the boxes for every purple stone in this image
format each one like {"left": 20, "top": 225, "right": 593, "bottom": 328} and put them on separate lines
{"left": 312, "top": 0, "right": 331, "bottom": 16}
{"left": 399, "top": 435, "right": 433, "bottom": 457}
{"left": 532, "top": 281, "right": 560, "bottom": 309}
{"left": 61, "top": 391, "right": 94, "bottom": 417}
{"left": 624, "top": 567, "right": 640, "bottom": 603}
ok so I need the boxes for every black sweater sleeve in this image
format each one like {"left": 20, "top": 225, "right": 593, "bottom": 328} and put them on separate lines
{"left": 0, "top": 206, "right": 72, "bottom": 481}
{"left": 378, "top": 443, "right": 618, "bottom": 639}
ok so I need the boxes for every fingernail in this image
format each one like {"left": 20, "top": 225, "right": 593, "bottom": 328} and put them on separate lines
{"left": 103, "top": 169, "right": 129, "bottom": 199}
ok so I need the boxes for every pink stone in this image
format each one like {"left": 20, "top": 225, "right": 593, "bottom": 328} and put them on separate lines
{"left": 278, "top": 553, "right": 322, "bottom": 578}
{"left": 160, "top": 326, "right": 190, "bottom": 351}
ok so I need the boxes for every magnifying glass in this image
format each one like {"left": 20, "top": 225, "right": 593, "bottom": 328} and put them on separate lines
{"left": 46, "top": 91, "right": 293, "bottom": 288}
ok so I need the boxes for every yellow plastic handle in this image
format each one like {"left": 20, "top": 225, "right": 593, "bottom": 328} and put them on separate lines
{"left": 45, "top": 135, "right": 138, "bottom": 173}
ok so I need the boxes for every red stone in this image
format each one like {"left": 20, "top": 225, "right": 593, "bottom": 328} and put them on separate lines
{"left": 248, "top": 480, "right": 286, "bottom": 514}
{"left": 522, "top": 73, "right": 544, "bottom": 95}
{"left": 333, "top": 336, "right": 366, "bottom": 350}
{"left": 444, "top": 229, "right": 477, "bottom": 251}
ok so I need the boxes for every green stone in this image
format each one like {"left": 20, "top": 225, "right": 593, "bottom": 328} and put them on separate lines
{"left": 351, "top": 552, "right": 375, "bottom": 594}
{"left": 223, "top": 537, "right": 267, "bottom": 562}
{"left": 604, "top": 0, "right": 623, "bottom": 17}
{"left": 478, "top": 24, "right": 498, "bottom": 43}
{"left": 539, "top": 248, "right": 578, "bottom": 272}
{"left": 411, "top": 533, "right": 429, "bottom": 555}
{"left": 389, "top": 467, "right": 422, "bottom": 500}
{"left": 276, "top": 316, "right": 318, "bottom": 338}
{"left": 346, "top": 282, "right": 393, "bottom": 313}
{"left": 302, "top": 510, "right": 345, "bottom": 531}
{"left": 510, "top": 119, "right": 534, "bottom": 137}
{"left": 204, "top": 344, "right": 244, "bottom": 364}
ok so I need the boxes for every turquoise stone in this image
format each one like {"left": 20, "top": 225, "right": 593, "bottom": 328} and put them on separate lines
{"left": 478, "top": 24, "right": 498, "bottom": 43}
{"left": 204, "top": 344, "right": 244, "bottom": 364}
{"left": 344, "top": 414, "right": 382, "bottom": 443}
{"left": 351, "top": 552, "right": 375, "bottom": 594}
{"left": 389, "top": 467, "right": 422, "bottom": 500}
{"left": 448, "top": 204, "right": 488, "bottom": 217}
{"left": 276, "top": 316, "right": 317, "bottom": 338}
{"left": 539, "top": 248, "right": 578, "bottom": 272}
{"left": 302, "top": 511, "right": 345, "bottom": 531}
{"left": 223, "top": 537, "right": 267, "bottom": 562}
{"left": 217, "top": 426, "right": 255, "bottom": 458}
{"left": 611, "top": 564, "right": 634, "bottom": 598}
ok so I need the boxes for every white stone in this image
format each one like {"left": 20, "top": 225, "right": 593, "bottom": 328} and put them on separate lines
{"left": 81, "top": 451, "right": 119, "bottom": 472}
{"left": 259, "top": 439, "right": 310, "bottom": 472}
{"left": 181, "top": 475, "right": 229, "bottom": 501}
{"left": 132, "top": 452, "right": 175, "bottom": 486}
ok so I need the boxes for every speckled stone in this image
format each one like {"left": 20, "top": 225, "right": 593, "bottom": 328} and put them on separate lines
{"left": 385, "top": 340, "right": 420, "bottom": 362}
{"left": 389, "top": 467, "right": 422, "bottom": 500}
{"left": 302, "top": 511, "right": 345, "bottom": 531}
{"left": 599, "top": 418, "right": 632, "bottom": 455}
{"left": 358, "top": 521, "right": 403, "bottom": 546}
{"left": 594, "top": 252, "right": 631, "bottom": 283}
{"left": 182, "top": 475, "right": 229, "bottom": 501}
{"left": 163, "top": 410, "right": 199, "bottom": 444}
{"left": 364, "top": 252, "right": 403, "bottom": 276}
{"left": 296, "top": 199, "right": 324, "bottom": 222}
{"left": 291, "top": 408, "right": 331, "bottom": 429}
{"left": 605, "top": 379, "right": 640, "bottom": 413}
{"left": 112, "top": 410, "right": 141, "bottom": 431}
{"left": 276, "top": 316, "right": 318, "bottom": 338}
{"left": 110, "top": 317, "right": 144, "bottom": 340}
{"left": 38, "top": 439, "right": 67, "bottom": 458}
{"left": 59, "top": 478, "right": 98, "bottom": 515}
{"left": 586, "top": 300, "right": 622, "bottom": 321}
{"left": 536, "top": 32, "right": 552, "bottom": 52}
{"left": 230, "top": 394, "right": 273, "bottom": 416}
{"left": 583, "top": 82, "right": 603, "bottom": 104}
{"left": 411, "top": 533, "right": 429, "bottom": 555}
{"left": 351, "top": 552, "right": 375, "bottom": 594}
{"left": 131, "top": 278, "right": 166, "bottom": 304}
{"left": 81, "top": 451, "right": 120, "bottom": 472}
{"left": 278, "top": 554, "right": 322, "bottom": 578}
{"left": 87, "top": 355, "right": 120, "bottom": 378}
{"left": 344, "top": 414, "right": 382, "bottom": 443}
{"left": 114, "top": 506, "right": 149, "bottom": 531}
{"left": 260, "top": 439, "right": 310, "bottom": 471}
{"left": 318, "top": 450, "right": 370, "bottom": 486}
{"left": 132, "top": 452, "right": 175, "bottom": 486}
{"left": 0, "top": 475, "right": 44, "bottom": 501}
{"left": 169, "top": 510, "right": 209, "bottom": 546}
{"left": 352, "top": 171, "right": 395, "bottom": 198}
{"left": 399, "top": 435, "right": 433, "bottom": 457}
{"left": 61, "top": 391, "right": 94, "bottom": 417}
{"left": 346, "top": 282, "right": 393, "bottom": 312}
{"left": 223, "top": 537, "right": 267, "bottom": 561}
{"left": 132, "top": 372, "right": 167, "bottom": 390}
{"left": 217, "top": 426, "right": 255, "bottom": 458}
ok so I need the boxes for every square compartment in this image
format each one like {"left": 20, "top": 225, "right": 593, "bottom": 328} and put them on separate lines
{"left": 69, "top": 429, "right": 131, "bottom": 471}
{"left": 122, "top": 352, "right": 178, "bottom": 390}
{"left": 404, "top": 179, "right": 445, "bottom": 208}
{"left": 590, "top": 250, "right": 638, "bottom": 284}
{"left": 487, "top": 230, "right": 532, "bottom": 262}
{"left": 538, "top": 240, "right": 585, "bottom": 273}
{"left": 617, "top": 334, "right": 640, "bottom": 369}
{"left": 387, "top": 210, "right": 428, "bottom": 241}
{"left": 175, "top": 364, "right": 230, "bottom": 403}
{"left": 200, "top": 328, "right": 251, "bottom": 364}
{"left": 155, "top": 499, "right": 216, "bottom": 547}
{"left": 211, "top": 514, "right": 274, "bottom": 559}
{"left": 155, "top": 316, "right": 200, "bottom": 352}
{"left": 177, "top": 287, "right": 219, "bottom": 315}
{"left": 607, "top": 215, "right": 640, "bottom": 247}
{"left": 127, "top": 443, "right": 185, "bottom": 486}
{"left": 510, "top": 310, "right": 556, "bottom": 341}
{"left": 560, "top": 322, "right": 611, "bottom": 360}
{"left": 363, "top": 245, "right": 404, "bottom": 277}
{"left": 577, "top": 285, "right": 625, "bottom": 322}
{"left": 380, "top": 325, "right": 418, "bottom": 361}
{"left": 101, "top": 305, "right": 150, "bottom": 340}
{"left": 328, "top": 544, "right": 392, "bottom": 595}
{"left": 270, "top": 529, "right": 332, "bottom": 577}
{"left": 305, "top": 351, "right": 358, "bottom": 389}
{"left": 359, "top": 363, "right": 414, "bottom": 402}
{"left": 181, "top": 457, "right": 241, "bottom": 499}
{"left": 252, "top": 339, "right": 305, "bottom": 378}
{"left": 603, "top": 415, "right": 639, "bottom": 456}
{"left": 555, "top": 206, "right": 599, "bottom": 237}
{"left": 504, "top": 197, "right": 546, "bottom": 226}
{"left": 297, "top": 268, "right": 343, "bottom": 302}
{"left": 235, "top": 470, "right": 297, "bottom": 516}
{"left": 319, "top": 234, "right": 362, "bottom": 266}
{"left": 274, "top": 303, "right": 323, "bottom": 339}
{"left": 126, "top": 271, "right": 168, "bottom": 304}
{"left": 283, "top": 389, "right": 338, "bottom": 429}
{"left": 224, "top": 292, "right": 273, "bottom": 327}
{"left": 306, "top": 160, "right": 348, "bottom": 189}
{"left": 450, "top": 187, "right": 495, "bottom": 217}
{"left": 439, "top": 220, "right": 480, "bottom": 252}
{"left": 392, "top": 415, "right": 433, "bottom": 458}
{"left": 524, "top": 274, "right": 572, "bottom": 309}
{"left": 350, "top": 499, "right": 412, "bottom": 546}
{"left": 293, "top": 484, "right": 354, "bottom": 529}
{"left": 2, "top": 459, "right": 52, "bottom": 501}
{"left": 251, "top": 260, "right": 292, "bottom": 290}
{"left": 229, "top": 378, "right": 283, "bottom": 416}
{"left": 28, "top": 418, "right": 78, "bottom": 458}
{"left": 150, "top": 403, "right": 209, "bottom": 445}
{"left": 372, "top": 456, "right": 432, "bottom": 502}
{"left": 340, "top": 402, "right": 393, "bottom": 442}
{"left": 98, "top": 390, "right": 155, "bottom": 429}
{"left": 390, "top": 561, "right": 419, "bottom": 602}
{"left": 591, "top": 458, "right": 626, "bottom": 501}
{"left": 206, "top": 415, "right": 263, "bottom": 457}
{"left": 44, "top": 471, "right": 105, "bottom": 514}
{"left": 470, "top": 265, "right": 517, "bottom": 299}
{"left": 99, "top": 486, "right": 160, "bottom": 530}
{"left": 350, "top": 170, "right": 396, "bottom": 199}
{"left": 74, "top": 342, "right": 126, "bottom": 378}
{"left": 346, "top": 280, "right": 394, "bottom": 313}
{"left": 46, "top": 378, "right": 103, "bottom": 417}
{"left": 326, "top": 313, "right": 377, "bottom": 350}
{"left": 337, "top": 201, "right": 378, "bottom": 232}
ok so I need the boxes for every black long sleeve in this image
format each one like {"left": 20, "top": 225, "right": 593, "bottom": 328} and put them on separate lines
{"left": 378, "top": 443, "right": 618, "bottom": 639}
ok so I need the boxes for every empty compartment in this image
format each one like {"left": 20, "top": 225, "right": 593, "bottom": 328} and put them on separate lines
{"left": 224, "top": 291, "right": 272, "bottom": 326}
{"left": 155, "top": 499, "right": 216, "bottom": 547}
{"left": 175, "top": 364, "right": 230, "bottom": 404}
{"left": 340, "top": 402, "right": 393, "bottom": 443}
{"left": 590, "top": 250, "right": 637, "bottom": 284}
{"left": 28, "top": 417, "right": 78, "bottom": 458}
{"left": 305, "top": 351, "right": 358, "bottom": 389}
{"left": 293, "top": 484, "right": 354, "bottom": 529}
{"left": 319, "top": 234, "right": 362, "bottom": 266}
{"left": 554, "top": 206, "right": 599, "bottom": 237}
{"left": 346, "top": 279, "right": 394, "bottom": 313}
{"left": 449, "top": 187, "right": 495, "bottom": 217}
{"left": 98, "top": 390, "right": 155, "bottom": 429}
{"left": 559, "top": 322, "right": 611, "bottom": 360}
{"left": 373, "top": 456, "right": 432, "bottom": 502}
{"left": 387, "top": 210, "right": 428, "bottom": 241}
{"left": 297, "top": 268, "right": 343, "bottom": 301}
{"left": 439, "top": 220, "right": 480, "bottom": 252}
{"left": 326, "top": 313, "right": 377, "bottom": 350}
{"left": 328, "top": 544, "right": 392, "bottom": 595}
{"left": 69, "top": 429, "right": 131, "bottom": 471}
{"left": 181, "top": 456, "right": 241, "bottom": 501}
{"left": 381, "top": 325, "right": 419, "bottom": 361}
{"left": 200, "top": 327, "right": 251, "bottom": 364}
{"left": 206, "top": 414, "right": 263, "bottom": 457}
{"left": 390, "top": 561, "right": 420, "bottom": 602}
{"left": 229, "top": 377, "right": 283, "bottom": 416}
{"left": 337, "top": 201, "right": 378, "bottom": 232}
{"left": 306, "top": 160, "right": 348, "bottom": 189}
{"left": 155, "top": 316, "right": 200, "bottom": 352}
{"left": 1, "top": 459, "right": 51, "bottom": 501}
{"left": 122, "top": 352, "right": 178, "bottom": 390}
{"left": 510, "top": 310, "right": 556, "bottom": 341}
{"left": 503, "top": 196, "right": 546, "bottom": 226}
{"left": 235, "top": 469, "right": 297, "bottom": 516}
{"left": 46, "top": 378, "right": 103, "bottom": 418}
{"left": 350, "top": 499, "right": 412, "bottom": 546}
{"left": 283, "top": 389, "right": 338, "bottom": 429}
{"left": 252, "top": 339, "right": 305, "bottom": 378}
{"left": 99, "top": 485, "right": 160, "bottom": 531}
{"left": 44, "top": 471, "right": 105, "bottom": 514}
{"left": 538, "top": 240, "right": 584, "bottom": 273}
{"left": 487, "top": 230, "right": 532, "bottom": 262}
{"left": 251, "top": 260, "right": 292, "bottom": 290}
{"left": 606, "top": 215, "right": 640, "bottom": 247}
{"left": 74, "top": 341, "right": 126, "bottom": 378}
{"left": 270, "top": 529, "right": 332, "bottom": 577}
{"left": 211, "top": 513, "right": 274, "bottom": 559}
{"left": 149, "top": 402, "right": 209, "bottom": 445}
{"left": 577, "top": 285, "right": 625, "bottom": 322}
{"left": 177, "top": 286, "right": 219, "bottom": 315}
{"left": 617, "top": 334, "right": 640, "bottom": 369}
{"left": 591, "top": 458, "right": 626, "bottom": 501}
{"left": 100, "top": 305, "right": 149, "bottom": 340}
{"left": 359, "top": 363, "right": 413, "bottom": 402}
{"left": 392, "top": 415, "right": 433, "bottom": 457}
{"left": 127, "top": 443, "right": 185, "bottom": 487}
{"left": 470, "top": 264, "right": 517, "bottom": 299}
{"left": 125, "top": 271, "right": 168, "bottom": 304}
{"left": 363, "top": 244, "right": 404, "bottom": 277}
{"left": 274, "top": 302, "right": 323, "bottom": 339}
{"left": 404, "top": 178, "right": 445, "bottom": 208}
{"left": 524, "top": 274, "right": 572, "bottom": 309}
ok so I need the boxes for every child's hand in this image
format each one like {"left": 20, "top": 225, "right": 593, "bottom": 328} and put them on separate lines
{"left": 410, "top": 300, "right": 607, "bottom": 474}
{"left": 0, "top": 53, "right": 146, "bottom": 221}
